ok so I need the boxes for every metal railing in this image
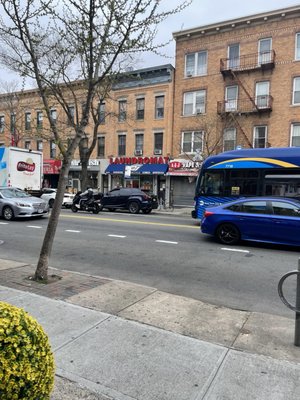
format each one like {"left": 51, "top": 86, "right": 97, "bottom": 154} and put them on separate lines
{"left": 217, "top": 96, "right": 273, "bottom": 115}
{"left": 278, "top": 258, "right": 300, "bottom": 346}
{"left": 220, "top": 50, "right": 276, "bottom": 74}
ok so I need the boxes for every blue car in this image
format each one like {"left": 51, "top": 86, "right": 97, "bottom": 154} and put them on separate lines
{"left": 201, "top": 197, "right": 300, "bottom": 246}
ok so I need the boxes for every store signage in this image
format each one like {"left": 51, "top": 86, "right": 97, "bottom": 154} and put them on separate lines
{"left": 167, "top": 158, "right": 201, "bottom": 176}
{"left": 71, "top": 159, "right": 100, "bottom": 166}
{"left": 169, "top": 161, "right": 182, "bottom": 169}
{"left": 110, "top": 156, "right": 169, "bottom": 165}
{"left": 43, "top": 159, "right": 62, "bottom": 174}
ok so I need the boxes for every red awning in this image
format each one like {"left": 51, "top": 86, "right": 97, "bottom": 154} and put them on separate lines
{"left": 43, "top": 159, "right": 62, "bottom": 174}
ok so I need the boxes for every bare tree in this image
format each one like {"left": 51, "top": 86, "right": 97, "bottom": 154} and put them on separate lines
{"left": 0, "top": 0, "right": 191, "bottom": 281}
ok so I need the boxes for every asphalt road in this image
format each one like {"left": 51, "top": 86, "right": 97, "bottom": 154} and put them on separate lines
{"left": 0, "top": 209, "right": 298, "bottom": 318}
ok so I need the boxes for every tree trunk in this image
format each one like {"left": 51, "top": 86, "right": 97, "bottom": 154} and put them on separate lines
{"left": 34, "top": 162, "right": 70, "bottom": 281}
{"left": 80, "top": 159, "right": 89, "bottom": 191}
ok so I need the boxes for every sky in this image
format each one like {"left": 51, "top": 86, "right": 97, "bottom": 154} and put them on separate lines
{"left": 1, "top": 0, "right": 300, "bottom": 88}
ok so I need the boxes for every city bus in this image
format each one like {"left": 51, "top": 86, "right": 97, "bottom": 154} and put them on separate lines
{"left": 192, "top": 147, "right": 300, "bottom": 219}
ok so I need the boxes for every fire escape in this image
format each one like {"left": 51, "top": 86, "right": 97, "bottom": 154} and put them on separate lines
{"left": 217, "top": 50, "right": 276, "bottom": 148}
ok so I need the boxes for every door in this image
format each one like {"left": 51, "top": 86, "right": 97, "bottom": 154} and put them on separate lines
{"left": 258, "top": 38, "right": 272, "bottom": 65}
{"left": 255, "top": 81, "right": 270, "bottom": 108}
{"left": 225, "top": 86, "right": 238, "bottom": 112}
{"left": 269, "top": 200, "right": 300, "bottom": 245}
{"left": 228, "top": 44, "right": 240, "bottom": 69}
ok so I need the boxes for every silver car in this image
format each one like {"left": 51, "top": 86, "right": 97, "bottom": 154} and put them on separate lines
{"left": 0, "top": 187, "right": 49, "bottom": 221}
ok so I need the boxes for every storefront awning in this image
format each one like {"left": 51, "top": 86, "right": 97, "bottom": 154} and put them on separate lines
{"left": 138, "top": 164, "right": 168, "bottom": 174}
{"left": 105, "top": 164, "right": 125, "bottom": 174}
{"left": 105, "top": 163, "right": 168, "bottom": 175}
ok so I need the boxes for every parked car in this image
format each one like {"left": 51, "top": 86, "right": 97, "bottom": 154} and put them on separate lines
{"left": 99, "top": 188, "right": 158, "bottom": 214}
{"left": 201, "top": 197, "right": 300, "bottom": 246}
{"left": 0, "top": 187, "right": 49, "bottom": 221}
{"left": 40, "top": 188, "right": 75, "bottom": 208}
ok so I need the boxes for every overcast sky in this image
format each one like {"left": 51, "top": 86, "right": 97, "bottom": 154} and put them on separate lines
{"left": 1, "top": 0, "right": 299, "bottom": 87}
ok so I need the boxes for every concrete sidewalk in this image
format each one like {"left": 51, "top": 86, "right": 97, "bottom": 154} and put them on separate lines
{"left": 0, "top": 258, "right": 299, "bottom": 399}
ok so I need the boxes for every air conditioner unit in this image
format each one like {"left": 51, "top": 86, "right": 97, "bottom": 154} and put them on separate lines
{"left": 196, "top": 108, "right": 203, "bottom": 114}
{"left": 154, "top": 149, "right": 162, "bottom": 155}
{"left": 186, "top": 70, "right": 193, "bottom": 77}
{"left": 135, "top": 149, "right": 143, "bottom": 156}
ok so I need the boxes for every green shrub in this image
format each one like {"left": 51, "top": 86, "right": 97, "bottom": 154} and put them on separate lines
{"left": 0, "top": 301, "right": 55, "bottom": 399}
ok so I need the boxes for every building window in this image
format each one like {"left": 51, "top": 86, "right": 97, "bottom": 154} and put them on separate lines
{"left": 50, "top": 109, "right": 57, "bottom": 125}
{"left": 253, "top": 126, "right": 267, "bottom": 148}
{"left": 136, "top": 98, "right": 145, "bottom": 120}
{"left": 118, "top": 134, "right": 126, "bottom": 156}
{"left": 135, "top": 134, "right": 144, "bottom": 155}
{"left": 36, "top": 111, "right": 43, "bottom": 129}
{"left": 10, "top": 114, "right": 16, "bottom": 134}
{"left": 225, "top": 85, "right": 238, "bottom": 111}
{"left": 296, "top": 33, "right": 300, "bottom": 60}
{"left": 0, "top": 116, "right": 4, "bottom": 133}
{"left": 255, "top": 81, "right": 270, "bottom": 108}
{"left": 228, "top": 43, "right": 240, "bottom": 69}
{"left": 155, "top": 95, "right": 164, "bottom": 119}
{"left": 25, "top": 112, "right": 31, "bottom": 131}
{"left": 258, "top": 38, "right": 272, "bottom": 65}
{"left": 24, "top": 141, "right": 31, "bottom": 150}
{"left": 154, "top": 132, "right": 163, "bottom": 154}
{"left": 98, "top": 102, "right": 105, "bottom": 124}
{"left": 183, "top": 90, "right": 206, "bottom": 115}
{"left": 291, "top": 123, "right": 300, "bottom": 147}
{"left": 50, "top": 140, "right": 56, "bottom": 158}
{"left": 97, "top": 136, "right": 105, "bottom": 157}
{"left": 37, "top": 140, "right": 43, "bottom": 151}
{"left": 223, "top": 128, "right": 236, "bottom": 151}
{"left": 185, "top": 51, "right": 207, "bottom": 77}
{"left": 181, "top": 131, "right": 204, "bottom": 154}
{"left": 68, "top": 105, "right": 75, "bottom": 125}
{"left": 293, "top": 77, "right": 300, "bottom": 105}
{"left": 118, "top": 100, "right": 127, "bottom": 122}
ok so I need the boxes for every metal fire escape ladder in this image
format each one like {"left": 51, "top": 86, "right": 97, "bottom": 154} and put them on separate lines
{"left": 228, "top": 112, "right": 253, "bottom": 148}
{"left": 230, "top": 70, "right": 259, "bottom": 112}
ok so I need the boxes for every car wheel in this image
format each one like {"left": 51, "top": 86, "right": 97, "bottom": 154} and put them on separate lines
{"left": 216, "top": 223, "right": 240, "bottom": 245}
{"left": 3, "top": 206, "right": 14, "bottom": 221}
{"left": 128, "top": 201, "right": 140, "bottom": 214}
{"left": 92, "top": 204, "right": 100, "bottom": 214}
{"left": 142, "top": 209, "right": 152, "bottom": 214}
{"left": 49, "top": 198, "right": 55, "bottom": 208}
{"left": 71, "top": 205, "right": 78, "bottom": 213}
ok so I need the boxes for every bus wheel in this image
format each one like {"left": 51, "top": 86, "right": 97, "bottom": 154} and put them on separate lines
{"left": 216, "top": 223, "right": 240, "bottom": 245}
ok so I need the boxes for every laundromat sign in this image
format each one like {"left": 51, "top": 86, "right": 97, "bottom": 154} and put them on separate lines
{"left": 109, "top": 156, "right": 169, "bottom": 164}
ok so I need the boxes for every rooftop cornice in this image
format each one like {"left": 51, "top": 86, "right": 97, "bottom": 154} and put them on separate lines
{"left": 173, "top": 5, "right": 300, "bottom": 39}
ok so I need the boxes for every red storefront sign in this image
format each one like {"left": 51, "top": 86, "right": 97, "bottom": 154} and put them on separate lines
{"left": 43, "top": 159, "right": 62, "bottom": 174}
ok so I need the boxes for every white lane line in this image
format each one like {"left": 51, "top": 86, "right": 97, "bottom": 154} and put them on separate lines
{"left": 0, "top": 222, "right": 9, "bottom": 225}
{"left": 108, "top": 234, "right": 126, "bottom": 238}
{"left": 65, "top": 229, "right": 81, "bottom": 233}
{"left": 156, "top": 240, "right": 178, "bottom": 245}
{"left": 221, "top": 247, "right": 250, "bottom": 253}
{"left": 27, "top": 225, "right": 42, "bottom": 229}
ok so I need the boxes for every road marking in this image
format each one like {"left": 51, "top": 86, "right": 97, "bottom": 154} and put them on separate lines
{"left": 61, "top": 214, "right": 198, "bottom": 229}
{"left": 156, "top": 240, "right": 178, "bottom": 245}
{"left": 27, "top": 225, "right": 42, "bottom": 229}
{"left": 108, "top": 234, "right": 126, "bottom": 238}
{"left": 0, "top": 222, "right": 9, "bottom": 225}
{"left": 221, "top": 247, "right": 250, "bottom": 253}
{"left": 65, "top": 229, "right": 81, "bottom": 233}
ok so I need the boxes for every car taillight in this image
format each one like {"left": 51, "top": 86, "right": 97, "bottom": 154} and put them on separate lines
{"left": 204, "top": 210, "right": 214, "bottom": 217}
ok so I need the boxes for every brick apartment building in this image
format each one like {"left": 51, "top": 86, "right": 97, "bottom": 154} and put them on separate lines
{"left": 171, "top": 5, "right": 300, "bottom": 203}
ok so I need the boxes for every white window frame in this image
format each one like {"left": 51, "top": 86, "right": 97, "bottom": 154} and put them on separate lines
{"left": 223, "top": 128, "right": 236, "bottom": 151}
{"left": 185, "top": 51, "right": 208, "bottom": 77}
{"left": 293, "top": 77, "right": 300, "bottom": 105}
{"left": 258, "top": 38, "right": 272, "bottom": 65}
{"left": 225, "top": 85, "right": 238, "bottom": 111}
{"left": 183, "top": 90, "right": 206, "bottom": 115}
{"left": 295, "top": 33, "right": 300, "bottom": 61}
{"left": 255, "top": 81, "right": 270, "bottom": 108}
{"left": 227, "top": 43, "right": 240, "bottom": 69}
{"left": 0, "top": 115, "right": 4, "bottom": 133}
{"left": 290, "top": 123, "right": 300, "bottom": 147}
{"left": 181, "top": 131, "right": 204, "bottom": 154}
{"left": 253, "top": 126, "right": 267, "bottom": 148}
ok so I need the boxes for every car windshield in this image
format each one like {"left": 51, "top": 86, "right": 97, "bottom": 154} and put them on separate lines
{"left": 0, "top": 188, "right": 31, "bottom": 198}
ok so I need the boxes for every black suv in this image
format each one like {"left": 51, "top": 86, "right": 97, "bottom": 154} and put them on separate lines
{"left": 99, "top": 188, "right": 158, "bottom": 214}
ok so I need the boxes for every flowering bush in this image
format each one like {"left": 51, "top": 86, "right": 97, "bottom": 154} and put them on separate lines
{"left": 0, "top": 301, "right": 55, "bottom": 399}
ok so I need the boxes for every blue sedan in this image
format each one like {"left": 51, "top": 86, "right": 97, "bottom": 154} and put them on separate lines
{"left": 201, "top": 197, "right": 300, "bottom": 246}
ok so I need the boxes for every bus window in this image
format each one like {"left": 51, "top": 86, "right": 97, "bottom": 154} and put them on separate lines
{"left": 200, "top": 171, "right": 224, "bottom": 195}
{"left": 228, "top": 170, "right": 259, "bottom": 196}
